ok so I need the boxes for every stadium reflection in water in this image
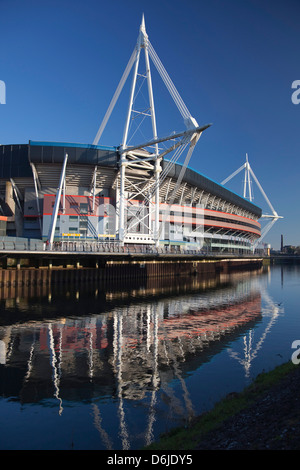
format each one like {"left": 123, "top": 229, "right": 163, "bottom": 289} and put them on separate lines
{"left": 0, "top": 266, "right": 286, "bottom": 450}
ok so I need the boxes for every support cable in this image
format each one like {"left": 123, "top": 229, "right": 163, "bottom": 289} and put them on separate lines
{"left": 148, "top": 41, "right": 191, "bottom": 120}
{"left": 93, "top": 48, "right": 138, "bottom": 145}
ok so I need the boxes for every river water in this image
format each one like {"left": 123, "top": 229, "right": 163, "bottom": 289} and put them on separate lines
{"left": 0, "top": 263, "right": 299, "bottom": 450}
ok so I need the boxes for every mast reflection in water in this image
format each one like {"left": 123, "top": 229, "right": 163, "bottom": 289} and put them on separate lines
{"left": 0, "top": 267, "right": 286, "bottom": 450}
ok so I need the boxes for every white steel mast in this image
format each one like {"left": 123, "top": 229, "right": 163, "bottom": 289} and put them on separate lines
{"left": 93, "top": 16, "right": 210, "bottom": 246}
{"left": 221, "top": 154, "right": 283, "bottom": 250}
{"left": 119, "top": 15, "right": 160, "bottom": 245}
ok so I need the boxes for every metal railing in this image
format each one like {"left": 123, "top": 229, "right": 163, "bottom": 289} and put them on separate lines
{"left": 0, "top": 240, "right": 44, "bottom": 252}
{"left": 0, "top": 238, "right": 262, "bottom": 257}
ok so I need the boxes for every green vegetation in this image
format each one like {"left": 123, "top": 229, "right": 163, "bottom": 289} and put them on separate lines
{"left": 143, "top": 361, "right": 296, "bottom": 450}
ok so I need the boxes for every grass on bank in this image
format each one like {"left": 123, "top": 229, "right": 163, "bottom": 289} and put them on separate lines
{"left": 143, "top": 361, "right": 297, "bottom": 450}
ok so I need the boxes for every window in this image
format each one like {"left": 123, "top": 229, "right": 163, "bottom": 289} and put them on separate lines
{"left": 79, "top": 216, "right": 88, "bottom": 228}
{"left": 80, "top": 203, "right": 88, "bottom": 214}
{"left": 80, "top": 228, "right": 87, "bottom": 238}
{"left": 69, "top": 216, "right": 78, "bottom": 222}
{"left": 0, "top": 219, "right": 6, "bottom": 237}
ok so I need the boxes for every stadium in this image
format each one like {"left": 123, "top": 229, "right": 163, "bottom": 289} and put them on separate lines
{"left": 0, "top": 140, "right": 261, "bottom": 254}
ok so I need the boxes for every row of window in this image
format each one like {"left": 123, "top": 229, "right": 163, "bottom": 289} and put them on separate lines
{"left": 159, "top": 208, "right": 259, "bottom": 228}
{"left": 204, "top": 214, "right": 259, "bottom": 231}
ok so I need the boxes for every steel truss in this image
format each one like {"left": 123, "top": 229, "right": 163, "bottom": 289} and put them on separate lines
{"left": 48, "top": 152, "right": 68, "bottom": 247}
{"left": 93, "top": 16, "right": 210, "bottom": 245}
{"left": 221, "top": 154, "right": 283, "bottom": 250}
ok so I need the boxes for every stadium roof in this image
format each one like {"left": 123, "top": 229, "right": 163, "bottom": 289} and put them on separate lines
{"left": 0, "top": 141, "right": 262, "bottom": 217}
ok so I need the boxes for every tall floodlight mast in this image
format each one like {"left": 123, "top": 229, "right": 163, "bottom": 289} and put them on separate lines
{"left": 93, "top": 15, "right": 210, "bottom": 245}
{"left": 243, "top": 154, "right": 253, "bottom": 201}
{"left": 221, "top": 154, "right": 283, "bottom": 251}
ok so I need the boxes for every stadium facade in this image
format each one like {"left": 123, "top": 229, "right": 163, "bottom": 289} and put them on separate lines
{"left": 0, "top": 141, "right": 261, "bottom": 254}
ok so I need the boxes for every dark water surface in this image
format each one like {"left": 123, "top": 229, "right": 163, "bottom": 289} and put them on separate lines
{"left": 0, "top": 264, "right": 299, "bottom": 450}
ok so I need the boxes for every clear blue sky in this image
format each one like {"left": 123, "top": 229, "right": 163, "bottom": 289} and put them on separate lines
{"left": 1, "top": 0, "right": 299, "bottom": 249}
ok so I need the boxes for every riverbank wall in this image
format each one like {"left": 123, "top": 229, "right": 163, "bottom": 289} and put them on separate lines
{"left": 0, "top": 256, "right": 263, "bottom": 288}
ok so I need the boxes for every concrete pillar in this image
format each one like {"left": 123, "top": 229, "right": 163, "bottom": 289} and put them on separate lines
{"left": 5, "top": 181, "right": 23, "bottom": 237}
{"left": 5, "top": 181, "right": 15, "bottom": 215}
